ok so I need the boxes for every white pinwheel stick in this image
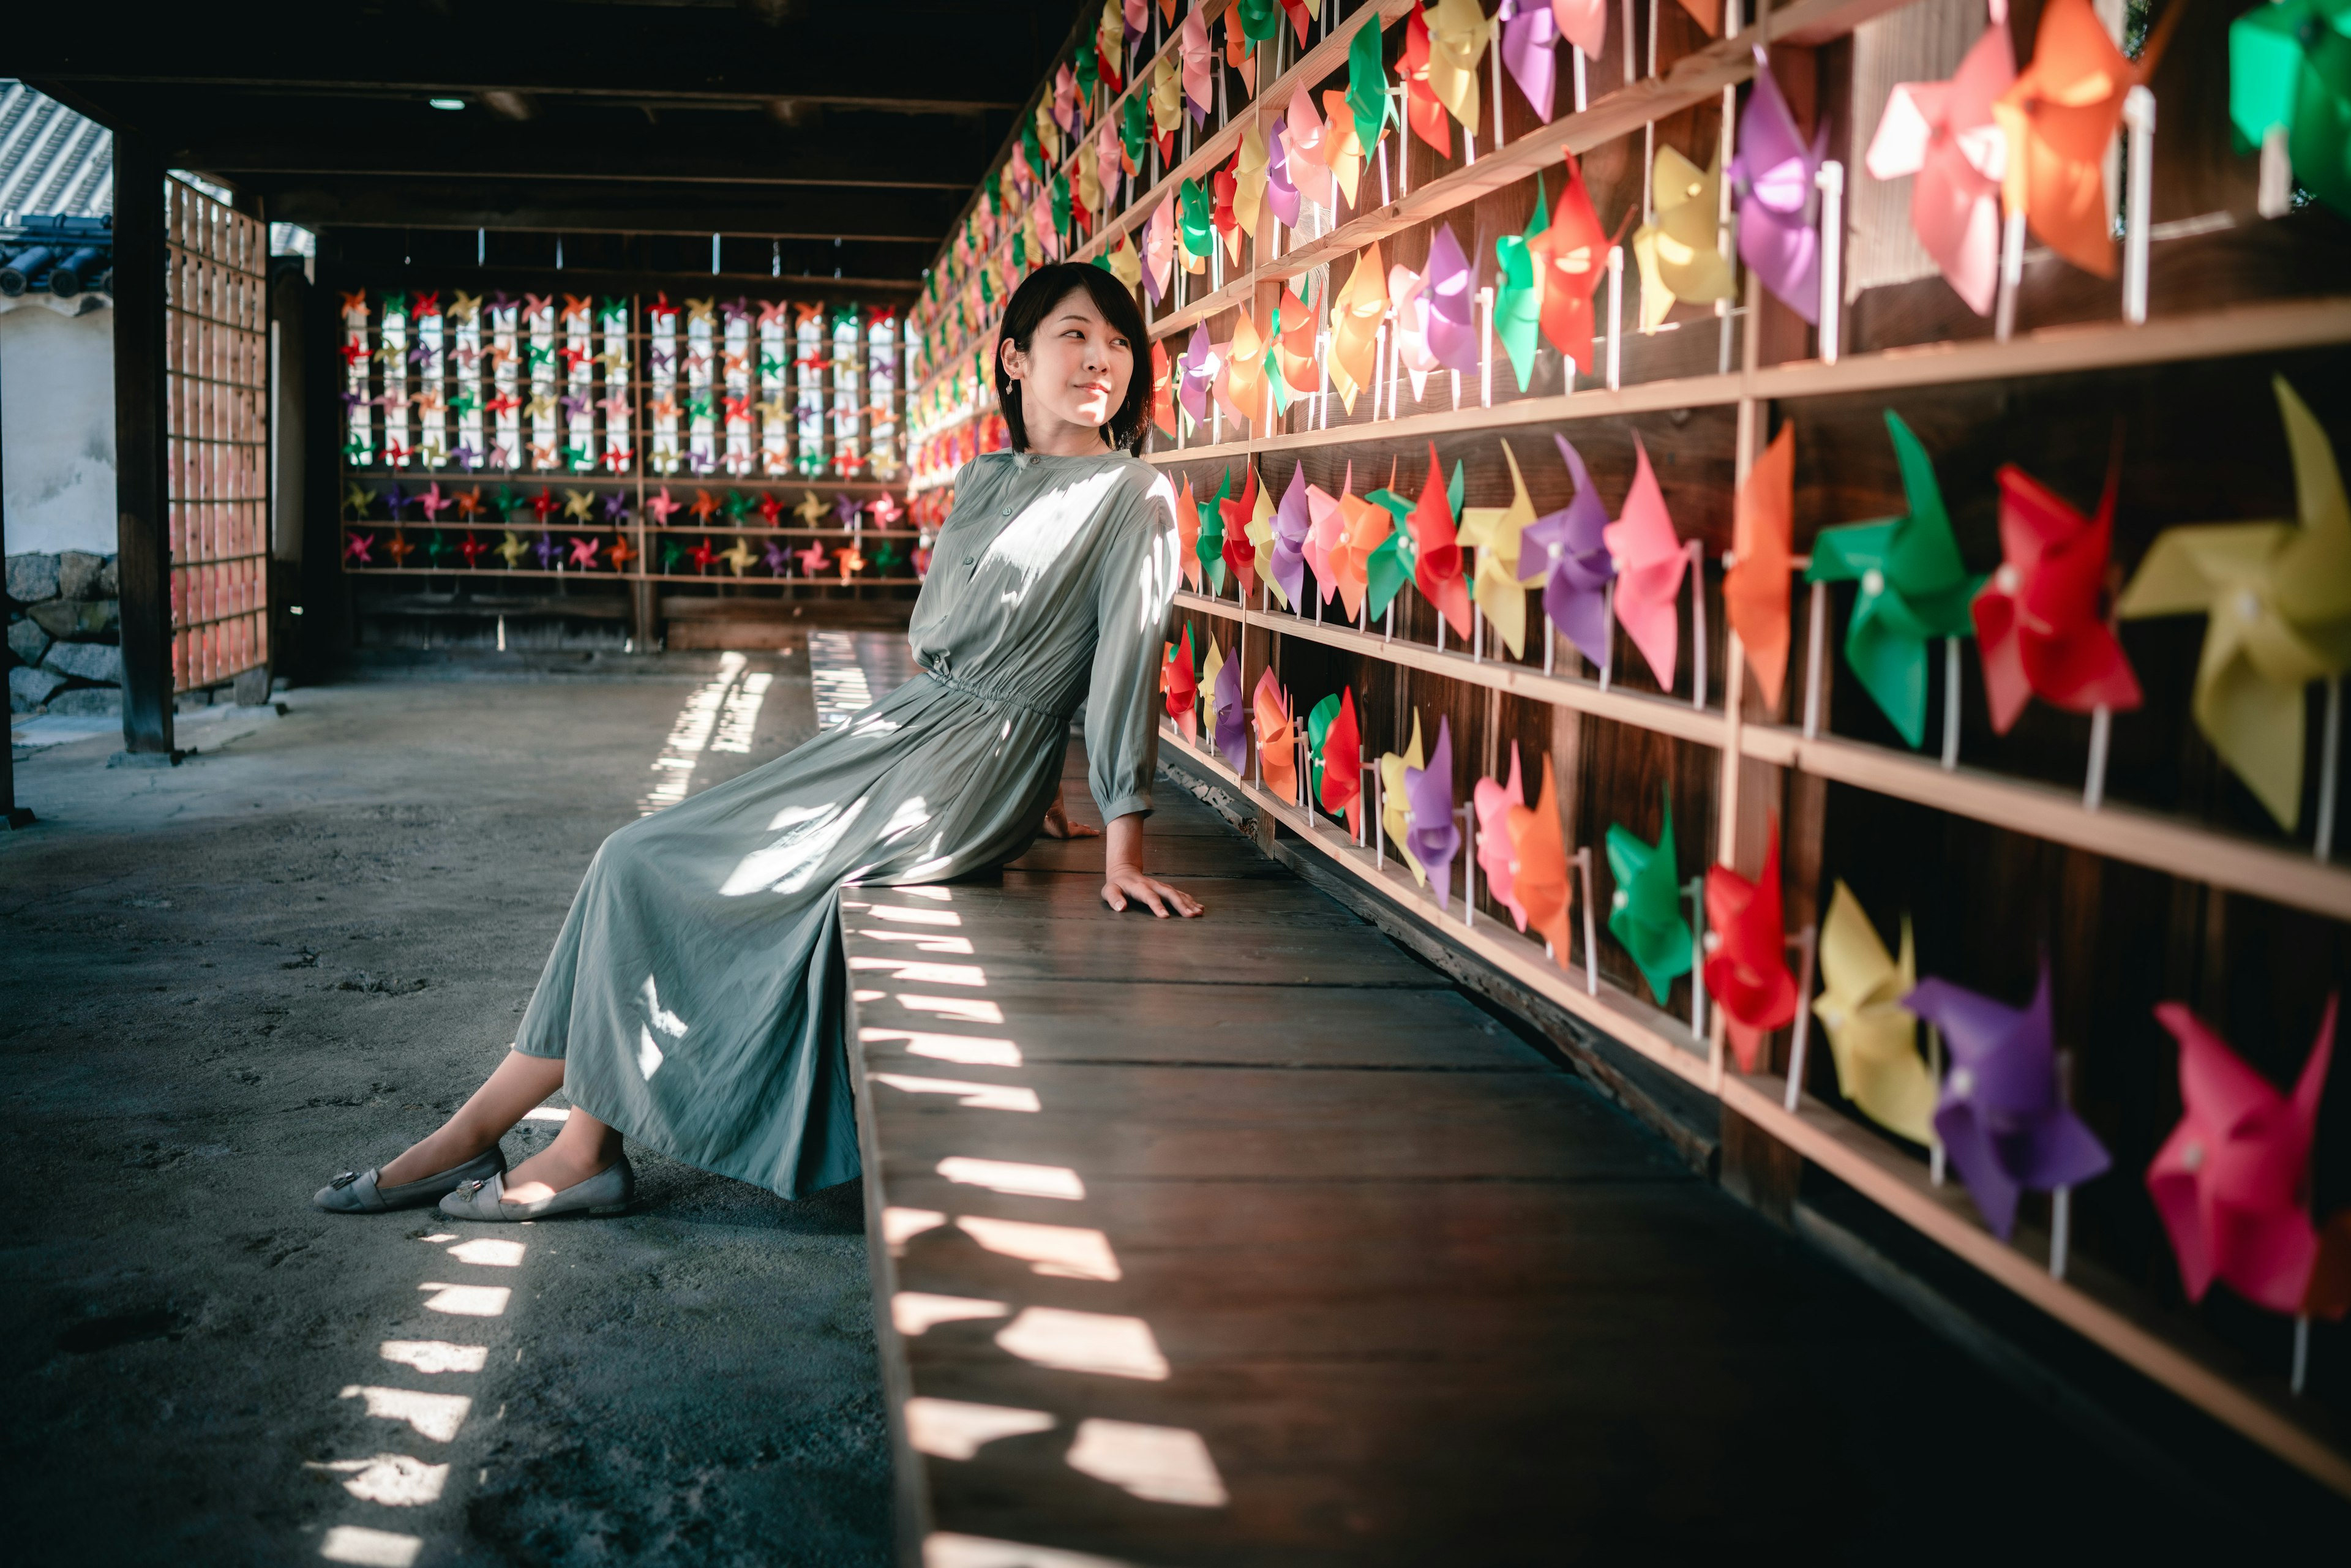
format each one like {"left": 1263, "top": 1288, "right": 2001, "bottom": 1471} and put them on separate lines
{"left": 1576, "top": 847, "right": 1600, "bottom": 997}
{"left": 1781, "top": 923, "right": 1820, "bottom": 1113}
{"left": 2122, "top": 85, "right": 2154, "bottom": 326}
{"left": 1816, "top": 160, "right": 1845, "bottom": 365}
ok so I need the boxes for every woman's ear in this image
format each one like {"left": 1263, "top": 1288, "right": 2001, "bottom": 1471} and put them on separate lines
{"left": 999, "top": 338, "right": 1024, "bottom": 384}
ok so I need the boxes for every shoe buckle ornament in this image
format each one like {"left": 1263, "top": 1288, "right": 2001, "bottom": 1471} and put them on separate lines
{"left": 329, "top": 1171, "right": 361, "bottom": 1189}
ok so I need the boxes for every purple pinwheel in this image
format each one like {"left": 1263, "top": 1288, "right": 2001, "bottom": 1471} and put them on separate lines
{"left": 1519, "top": 435, "right": 1617, "bottom": 667}
{"left": 763, "top": 539, "right": 793, "bottom": 574}
{"left": 1212, "top": 650, "right": 1248, "bottom": 773}
{"left": 451, "top": 441, "right": 481, "bottom": 468}
{"left": 407, "top": 342, "right": 435, "bottom": 367}
{"left": 487, "top": 290, "right": 516, "bottom": 314}
{"left": 688, "top": 451, "right": 718, "bottom": 476}
{"left": 1179, "top": 325, "right": 1213, "bottom": 429}
{"left": 1498, "top": 0, "right": 1559, "bottom": 123}
{"left": 650, "top": 347, "right": 675, "bottom": 374}
{"left": 1906, "top": 962, "right": 2111, "bottom": 1240}
{"left": 383, "top": 482, "right": 413, "bottom": 519}
{"left": 834, "top": 493, "right": 864, "bottom": 527}
{"left": 721, "top": 298, "right": 752, "bottom": 326}
{"left": 602, "top": 492, "right": 632, "bottom": 523}
{"left": 1423, "top": 224, "right": 1479, "bottom": 377}
{"left": 1269, "top": 465, "right": 1312, "bottom": 609}
{"left": 533, "top": 532, "right": 561, "bottom": 570}
{"left": 1265, "top": 113, "right": 1301, "bottom": 230}
{"left": 559, "top": 390, "right": 591, "bottom": 421}
{"left": 339, "top": 390, "right": 366, "bottom": 411}
{"left": 1404, "top": 716, "right": 1463, "bottom": 909}
{"left": 1730, "top": 45, "right": 1829, "bottom": 325}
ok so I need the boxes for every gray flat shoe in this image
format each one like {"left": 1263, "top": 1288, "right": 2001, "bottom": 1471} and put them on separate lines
{"left": 439, "top": 1157, "right": 634, "bottom": 1221}
{"left": 315, "top": 1146, "right": 506, "bottom": 1214}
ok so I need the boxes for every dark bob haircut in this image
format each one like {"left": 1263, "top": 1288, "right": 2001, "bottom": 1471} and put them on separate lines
{"left": 992, "top": 262, "right": 1152, "bottom": 456}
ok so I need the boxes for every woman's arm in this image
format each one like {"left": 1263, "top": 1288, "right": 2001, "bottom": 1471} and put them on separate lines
{"left": 1101, "top": 812, "right": 1204, "bottom": 918}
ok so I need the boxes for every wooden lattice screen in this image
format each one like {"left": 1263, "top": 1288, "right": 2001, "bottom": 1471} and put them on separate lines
{"left": 164, "top": 178, "right": 268, "bottom": 693}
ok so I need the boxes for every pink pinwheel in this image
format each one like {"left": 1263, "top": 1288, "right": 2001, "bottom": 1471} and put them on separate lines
{"left": 796, "top": 539, "right": 831, "bottom": 576}
{"left": 1055, "top": 62, "right": 1081, "bottom": 136}
{"left": 1269, "top": 465, "right": 1313, "bottom": 609}
{"left": 1142, "top": 199, "right": 1175, "bottom": 306}
{"left": 1404, "top": 716, "right": 1463, "bottom": 908}
{"left": 1180, "top": 12, "right": 1215, "bottom": 124}
{"left": 344, "top": 531, "right": 376, "bottom": 565}
{"left": 1731, "top": 47, "right": 1830, "bottom": 324}
{"left": 1474, "top": 743, "right": 1531, "bottom": 929}
{"left": 1179, "top": 325, "right": 1215, "bottom": 429}
{"left": 1285, "top": 87, "right": 1333, "bottom": 210}
{"left": 2148, "top": 997, "right": 2338, "bottom": 1316}
{"left": 1422, "top": 224, "right": 1480, "bottom": 377}
{"left": 1602, "top": 435, "right": 1689, "bottom": 689}
{"left": 1907, "top": 963, "right": 2113, "bottom": 1241}
{"left": 1212, "top": 649, "right": 1248, "bottom": 772}
{"left": 1123, "top": 0, "right": 1147, "bottom": 49}
{"left": 1973, "top": 460, "right": 2144, "bottom": 735}
{"left": 1387, "top": 261, "right": 1441, "bottom": 401}
{"left": 648, "top": 487, "right": 683, "bottom": 525}
{"left": 1499, "top": 0, "right": 1559, "bottom": 122}
{"left": 1304, "top": 475, "right": 1348, "bottom": 606}
{"left": 1864, "top": 4, "right": 2015, "bottom": 318}
{"left": 1521, "top": 435, "right": 1616, "bottom": 667}
{"left": 1552, "top": 0, "right": 1607, "bottom": 56}
{"left": 568, "top": 536, "right": 602, "bottom": 569}
{"left": 419, "top": 482, "right": 448, "bottom": 522}
{"left": 1265, "top": 113, "right": 1301, "bottom": 229}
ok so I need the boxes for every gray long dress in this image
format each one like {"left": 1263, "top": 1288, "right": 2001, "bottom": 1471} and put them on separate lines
{"left": 516, "top": 450, "right": 1182, "bottom": 1197}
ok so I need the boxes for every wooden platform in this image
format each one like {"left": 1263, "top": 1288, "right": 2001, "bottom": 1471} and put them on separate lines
{"left": 844, "top": 738, "right": 2203, "bottom": 1567}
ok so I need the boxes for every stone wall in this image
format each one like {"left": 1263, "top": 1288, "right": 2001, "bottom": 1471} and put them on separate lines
{"left": 7, "top": 550, "right": 122, "bottom": 715}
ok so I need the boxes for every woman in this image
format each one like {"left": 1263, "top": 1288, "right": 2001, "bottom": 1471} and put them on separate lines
{"left": 316, "top": 263, "right": 1201, "bottom": 1222}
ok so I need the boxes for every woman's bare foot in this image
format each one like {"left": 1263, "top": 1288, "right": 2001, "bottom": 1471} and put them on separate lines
{"left": 1040, "top": 793, "right": 1100, "bottom": 840}
{"left": 377, "top": 1048, "right": 566, "bottom": 1188}
{"left": 501, "top": 1108, "right": 626, "bottom": 1205}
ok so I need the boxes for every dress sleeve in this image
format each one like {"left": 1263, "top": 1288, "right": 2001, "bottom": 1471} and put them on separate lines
{"left": 1083, "top": 471, "right": 1182, "bottom": 822}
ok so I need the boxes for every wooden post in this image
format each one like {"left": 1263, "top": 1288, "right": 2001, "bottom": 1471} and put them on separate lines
{"left": 1, "top": 342, "right": 32, "bottom": 825}
{"left": 113, "top": 131, "right": 175, "bottom": 756}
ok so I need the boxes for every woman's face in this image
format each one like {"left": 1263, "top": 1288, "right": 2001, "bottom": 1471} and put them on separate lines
{"left": 1000, "top": 287, "right": 1134, "bottom": 452}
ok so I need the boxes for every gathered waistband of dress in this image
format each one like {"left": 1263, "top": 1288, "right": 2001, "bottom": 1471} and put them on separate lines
{"left": 920, "top": 666, "right": 1065, "bottom": 720}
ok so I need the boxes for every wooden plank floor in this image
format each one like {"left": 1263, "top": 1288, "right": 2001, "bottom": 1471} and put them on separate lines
{"left": 844, "top": 726, "right": 2186, "bottom": 1567}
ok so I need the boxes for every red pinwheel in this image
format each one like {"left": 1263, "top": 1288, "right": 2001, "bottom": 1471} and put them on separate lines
{"left": 1163, "top": 626, "right": 1199, "bottom": 729}
{"left": 1218, "top": 465, "right": 1258, "bottom": 597}
{"left": 1703, "top": 822, "right": 1800, "bottom": 1073}
{"left": 688, "top": 538, "right": 719, "bottom": 573}
{"left": 1409, "top": 443, "right": 1473, "bottom": 640}
{"left": 338, "top": 341, "right": 370, "bottom": 368}
{"left": 530, "top": 487, "right": 559, "bottom": 523}
{"left": 757, "top": 492, "right": 785, "bottom": 527}
{"left": 1971, "top": 460, "right": 2145, "bottom": 735}
{"left": 2148, "top": 997, "right": 2340, "bottom": 1317}
{"left": 343, "top": 531, "right": 376, "bottom": 565}
{"left": 1319, "top": 687, "right": 1362, "bottom": 821}
{"left": 457, "top": 531, "right": 488, "bottom": 568}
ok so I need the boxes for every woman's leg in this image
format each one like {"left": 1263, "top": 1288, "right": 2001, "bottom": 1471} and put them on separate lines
{"left": 502, "top": 1106, "right": 626, "bottom": 1204}
{"left": 378, "top": 1049, "right": 566, "bottom": 1188}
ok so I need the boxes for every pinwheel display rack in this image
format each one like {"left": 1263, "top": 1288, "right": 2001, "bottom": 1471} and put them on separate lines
{"left": 910, "top": 0, "right": 2351, "bottom": 1497}
{"left": 335, "top": 290, "right": 922, "bottom": 590}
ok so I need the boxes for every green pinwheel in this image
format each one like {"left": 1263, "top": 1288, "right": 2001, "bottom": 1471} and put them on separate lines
{"left": 1076, "top": 34, "right": 1100, "bottom": 96}
{"left": 1805, "top": 410, "right": 1986, "bottom": 748}
{"left": 2231, "top": 0, "right": 2351, "bottom": 217}
{"left": 1306, "top": 692, "right": 1344, "bottom": 798}
{"left": 725, "top": 491, "right": 756, "bottom": 524}
{"left": 1347, "top": 17, "right": 1391, "bottom": 148}
{"left": 1364, "top": 480, "right": 1419, "bottom": 620}
{"left": 1237, "top": 0, "right": 1281, "bottom": 43}
{"left": 1178, "top": 178, "right": 1215, "bottom": 264}
{"left": 599, "top": 295, "right": 628, "bottom": 323}
{"left": 1606, "top": 787, "right": 1694, "bottom": 1007}
{"left": 493, "top": 486, "right": 527, "bottom": 522}
{"left": 1123, "top": 95, "right": 1150, "bottom": 171}
{"left": 1494, "top": 174, "right": 1548, "bottom": 393}
{"left": 1198, "top": 470, "right": 1231, "bottom": 595}
{"left": 1052, "top": 171, "right": 1073, "bottom": 237}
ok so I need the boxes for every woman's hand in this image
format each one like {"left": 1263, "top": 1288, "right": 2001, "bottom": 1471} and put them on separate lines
{"left": 1039, "top": 785, "right": 1101, "bottom": 841}
{"left": 1101, "top": 813, "right": 1204, "bottom": 918}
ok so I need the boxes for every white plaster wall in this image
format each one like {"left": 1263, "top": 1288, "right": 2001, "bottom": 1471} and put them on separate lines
{"left": 1, "top": 304, "right": 115, "bottom": 557}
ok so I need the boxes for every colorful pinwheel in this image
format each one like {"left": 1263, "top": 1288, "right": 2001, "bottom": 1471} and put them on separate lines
{"left": 1732, "top": 47, "right": 1829, "bottom": 324}
{"left": 1726, "top": 424, "right": 1796, "bottom": 710}
{"left": 1973, "top": 457, "right": 2144, "bottom": 735}
{"left": 1253, "top": 667, "right": 1299, "bottom": 799}
{"left": 1864, "top": 4, "right": 2015, "bottom": 317}
{"left": 1409, "top": 444, "right": 1474, "bottom": 642}
{"left": 1522, "top": 435, "right": 1616, "bottom": 669}
{"left": 1406, "top": 716, "right": 1464, "bottom": 907}
{"left": 1703, "top": 823, "right": 1798, "bottom": 1073}
{"left": 1603, "top": 435, "right": 1690, "bottom": 691}
{"left": 1812, "top": 882, "right": 1935, "bottom": 1144}
{"left": 1607, "top": 787, "right": 1693, "bottom": 1007}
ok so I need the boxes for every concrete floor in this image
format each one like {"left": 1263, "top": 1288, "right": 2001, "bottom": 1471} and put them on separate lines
{"left": 2, "top": 651, "right": 893, "bottom": 1566}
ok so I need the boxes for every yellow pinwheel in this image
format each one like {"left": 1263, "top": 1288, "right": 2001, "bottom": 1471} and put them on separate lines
{"left": 719, "top": 538, "right": 757, "bottom": 577}
{"left": 1380, "top": 710, "right": 1428, "bottom": 887}
{"left": 1426, "top": 0, "right": 1493, "bottom": 139}
{"left": 1813, "top": 881, "right": 1935, "bottom": 1146}
{"left": 1198, "top": 636, "right": 1224, "bottom": 735}
{"left": 1458, "top": 440, "right": 1544, "bottom": 658}
{"left": 794, "top": 490, "right": 827, "bottom": 527}
{"left": 1104, "top": 231, "right": 1142, "bottom": 292}
{"left": 563, "top": 488, "right": 596, "bottom": 523}
{"left": 495, "top": 530, "right": 530, "bottom": 568}
{"left": 1235, "top": 120, "right": 1270, "bottom": 239}
{"left": 1632, "top": 148, "right": 1736, "bottom": 332}
{"left": 1243, "top": 462, "right": 1283, "bottom": 607}
{"left": 2117, "top": 377, "right": 2351, "bottom": 833}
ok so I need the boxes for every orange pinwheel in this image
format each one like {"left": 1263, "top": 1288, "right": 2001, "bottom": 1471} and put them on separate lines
{"left": 1328, "top": 244, "right": 1389, "bottom": 415}
{"left": 1508, "top": 756, "right": 1574, "bottom": 961}
{"left": 690, "top": 489, "right": 721, "bottom": 524}
{"left": 1704, "top": 822, "right": 1799, "bottom": 1073}
{"left": 1993, "top": 0, "right": 2183, "bottom": 279}
{"left": 1220, "top": 306, "right": 1269, "bottom": 430}
{"left": 1725, "top": 424, "right": 1796, "bottom": 710}
{"left": 1152, "top": 339, "right": 1176, "bottom": 438}
{"left": 1253, "top": 668, "right": 1300, "bottom": 799}
{"left": 1274, "top": 280, "right": 1322, "bottom": 401}
{"left": 1332, "top": 477, "right": 1393, "bottom": 621}
{"left": 1219, "top": 464, "right": 1261, "bottom": 597}
{"left": 1174, "top": 476, "right": 1203, "bottom": 591}
{"left": 1410, "top": 444, "right": 1474, "bottom": 641}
